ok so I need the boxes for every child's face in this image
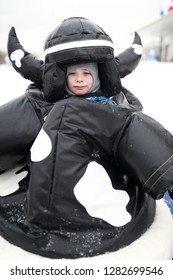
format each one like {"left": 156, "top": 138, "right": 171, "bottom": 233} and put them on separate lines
{"left": 66, "top": 67, "right": 93, "bottom": 95}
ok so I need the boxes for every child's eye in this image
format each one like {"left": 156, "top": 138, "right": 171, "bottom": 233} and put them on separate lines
{"left": 84, "top": 72, "right": 91, "bottom": 75}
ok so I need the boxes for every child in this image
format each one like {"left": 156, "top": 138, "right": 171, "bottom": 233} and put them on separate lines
{"left": 65, "top": 62, "right": 118, "bottom": 106}
{"left": 65, "top": 63, "right": 100, "bottom": 96}
{"left": 0, "top": 17, "right": 173, "bottom": 259}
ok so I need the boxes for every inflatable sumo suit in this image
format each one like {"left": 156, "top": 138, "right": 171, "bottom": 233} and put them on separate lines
{"left": 0, "top": 17, "right": 173, "bottom": 259}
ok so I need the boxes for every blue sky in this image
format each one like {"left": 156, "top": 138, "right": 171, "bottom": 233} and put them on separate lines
{"left": 0, "top": 0, "right": 170, "bottom": 54}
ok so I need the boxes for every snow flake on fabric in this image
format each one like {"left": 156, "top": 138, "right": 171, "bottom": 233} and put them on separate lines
{"left": 30, "top": 128, "right": 52, "bottom": 162}
{"left": 74, "top": 162, "right": 131, "bottom": 227}
{"left": 10, "top": 49, "right": 25, "bottom": 68}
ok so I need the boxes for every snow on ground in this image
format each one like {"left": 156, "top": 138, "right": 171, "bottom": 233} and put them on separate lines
{"left": 0, "top": 64, "right": 30, "bottom": 105}
{"left": 123, "top": 61, "right": 173, "bottom": 132}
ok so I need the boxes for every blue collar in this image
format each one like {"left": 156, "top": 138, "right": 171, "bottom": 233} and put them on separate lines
{"left": 86, "top": 96, "right": 117, "bottom": 106}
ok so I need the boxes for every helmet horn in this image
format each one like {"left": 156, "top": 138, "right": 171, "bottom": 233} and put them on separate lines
{"left": 115, "top": 32, "right": 143, "bottom": 78}
{"left": 7, "top": 27, "right": 43, "bottom": 89}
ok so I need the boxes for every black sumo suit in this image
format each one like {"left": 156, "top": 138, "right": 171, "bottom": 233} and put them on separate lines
{"left": 0, "top": 17, "right": 173, "bottom": 258}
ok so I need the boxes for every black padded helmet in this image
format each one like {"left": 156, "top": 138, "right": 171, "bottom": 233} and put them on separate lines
{"left": 8, "top": 17, "right": 143, "bottom": 102}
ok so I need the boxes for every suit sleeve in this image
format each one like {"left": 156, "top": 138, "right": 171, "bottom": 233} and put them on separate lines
{"left": 115, "top": 111, "right": 173, "bottom": 199}
{"left": 0, "top": 85, "right": 53, "bottom": 172}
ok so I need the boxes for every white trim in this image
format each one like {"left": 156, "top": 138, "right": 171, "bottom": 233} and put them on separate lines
{"left": 44, "top": 39, "right": 114, "bottom": 56}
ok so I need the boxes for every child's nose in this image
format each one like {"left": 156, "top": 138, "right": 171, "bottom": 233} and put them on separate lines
{"left": 76, "top": 75, "right": 83, "bottom": 82}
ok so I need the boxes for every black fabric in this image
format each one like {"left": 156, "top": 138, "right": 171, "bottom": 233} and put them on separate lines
{"left": 116, "top": 111, "right": 173, "bottom": 199}
{"left": 121, "top": 87, "right": 143, "bottom": 110}
{"left": 42, "top": 17, "right": 118, "bottom": 101}
{"left": 43, "top": 47, "right": 122, "bottom": 101}
{"left": 169, "top": 189, "right": 173, "bottom": 200}
{"left": 0, "top": 85, "right": 53, "bottom": 172}
{"left": 43, "top": 17, "right": 113, "bottom": 50}
{"left": 43, "top": 61, "right": 66, "bottom": 102}
{"left": 8, "top": 27, "right": 44, "bottom": 90}
{"left": 115, "top": 32, "right": 142, "bottom": 78}
{"left": 25, "top": 97, "right": 173, "bottom": 231}
{"left": 42, "top": 17, "right": 142, "bottom": 102}
{"left": 0, "top": 89, "right": 173, "bottom": 258}
{"left": 0, "top": 94, "right": 158, "bottom": 258}
{"left": 0, "top": 184, "right": 155, "bottom": 259}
